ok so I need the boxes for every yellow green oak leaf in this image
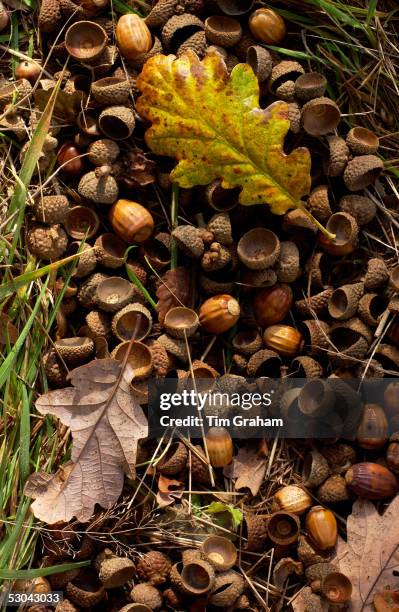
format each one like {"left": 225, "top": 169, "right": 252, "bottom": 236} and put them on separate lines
{"left": 136, "top": 51, "right": 334, "bottom": 238}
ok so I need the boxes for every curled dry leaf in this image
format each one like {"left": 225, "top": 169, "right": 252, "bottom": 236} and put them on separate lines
{"left": 0, "top": 312, "right": 18, "bottom": 345}
{"left": 333, "top": 496, "right": 399, "bottom": 611}
{"left": 35, "top": 88, "right": 87, "bottom": 123}
{"left": 273, "top": 558, "right": 303, "bottom": 591}
{"left": 113, "top": 148, "right": 156, "bottom": 188}
{"left": 223, "top": 446, "right": 267, "bottom": 496}
{"left": 25, "top": 358, "right": 148, "bottom": 524}
{"left": 156, "top": 474, "right": 184, "bottom": 508}
{"left": 156, "top": 266, "right": 191, "bottom": 325}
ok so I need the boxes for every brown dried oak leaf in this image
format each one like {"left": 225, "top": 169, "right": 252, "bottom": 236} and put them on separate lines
{"left": 156, "top": 266, "right": 191, "bottom": 325}
{"left": 25, "top": 359, "right": 148, "bottom": 524}
{"left": 223, "top": 446, "right": 266, "bottom": 496}
{"left": 333, "top": 496, "right": 399, "bottom": 611}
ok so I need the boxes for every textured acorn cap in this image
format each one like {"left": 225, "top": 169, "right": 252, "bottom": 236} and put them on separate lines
{"left": 98, "top": 105, "right": 135, "bottom": 140}
{"left": 55, "top": 336, "right": 94, "bottom": 365}
{"left": 95, "top": 233, "right": 126, "bottom": 269}
{"left": 180, "top": 559, "right": 215, "bottom": 595}
{"left": 321, "top": 442, "right": 356, "bottom": 472}
{"left": 317, "top": 474, "right": 350, "bottom": 503}
{"left": 358, "top": 293, "right": 386, "bottom": 327}
{"left": 275, "top": 240, "right": 300, "bottom": 283}
{"left": 390, "top": 265, "right": 399, "bottom": 292}
{"left": 339, "top": 194, "right": 376, "bottom": 226}
{"left": 246, "top": 45, "right": 272, "bottom": 82}
{"left": 182, "top": 549, "right": 201, "bottom": 565}
{"left": 241, "top": 267, "right": 277, "bottom": 288}
{"left": 210, "top": 570, "right": 245, "bottom": 607}
{"left": 275, "top": 80, "right": 296, "bottom": 101}
{"left": 67, "top": 242, "right": 97, "bottom": 279}
{"left": 237, "top": 228, "right": 280, "bottom": 270}
{"left": 343, "top": 154, "right": 383, "bottom": 191}
{"left": 303, "top": 591, "right": 323, "bottom": 612}
{"left": 130, "top": 584, "right": 162, "bottom": 610}
{"left": 164, "top": 306, "right": 199, "bottom": 338}
{"left": 27, "top": 224, "right": 68, "bottom": 261}
{"left": 111, "top": 340, "right": 153, "bottom": 379}
{"left": 325, "top": 135, "right": 349, "bottom": 177}
{"left": 119, "top": 605, "right": 152, "bottom": 612}
{"left": 243, "top": 514, "right": 268, "bottom": 551}
{"left": 302, "top": 450, "right": 330, "bottom": 488}
{"left": 297, "top": 535, "right": 332, "bottom": 567}
{"left": 136, "top": 551, "right": 172, "bottom": 586}
{"left": 128, "top": 36, "right": 163, "bottom": 70}
{"left": 33, "top": 195, "right": 69, "bottom": 224}
{"left": 296, "top": 287, "right": 333, "bottom": 318}
{"left": 191, "top": 445, "right": 212, "bottom": 484}
{"left": 232, "top": 329, "right": 263, "bottom": 355}
{"left": 145, "top": 0, "right": 177, "bottom": 28}
{"left": 205, "top": 15, "right": 242, "bottom": 47}
{"left": 216, "top": 0, "right": 254, "bottom": 16}
{"left": 65, "top": 206, "right": 100, "bottom": 242}
{"left": 289, "top": 355, "right": 323, "bottom": 378}
{"left": 172, "top": 225, "right": 204, "bottom": 258}
{"left": 85, "top": 309, "right": 111, "bottom": 338}
{"left": 112, "top": 302, "right": 152, "bottom": 341}
{"left": 301, "top": 319, "right": 330, "bottom": 356}
{"left": 78, "top": 272, "right": 109, "bottom": 308}
{"left": 329, "top": 326, "right": 369, "bottom": 366}
{"left": 66, "top": 577, "right": 105, "bottom": 608}
{"left": 95, "top": 550, "right": 135, "bottom": 588}
{"left": 207, "top": 212, "right": 233, "bottom": 245}
{"left": 305, "top": 562, "right": 338, "bottom": 584}
{"left": 162, "top": 13, "right": 204, "bottom": 50}
{"left": 294, "top": 72, "right": 327, "bottom": 101}
{"left": 328, "top": 282, "right": 364, "bottom": 321}
{"left": 307, "top": 185, "right": 332, "bottom": 222}
{"left": 53, "top": 598, "right": 79, "bottom": 611}
{"left": 375, "top": 343, "right": 399, "bottom": 370}
{"left": 78, "top": 169, "right": 118, "bottom": 205}
{"left": 287, "top": 101, "right": 301, "bottom": 133}
{"left": 319, "top": 212, "right": 359, "bottom": 256}
{"left": 95, "top": 277, "right": 134, "bottom": 313}
{"left": 270, "top": 60, "right": 305, "bottom": 93}
{"left": 200, "top": 535, "right": 237, "bottom": 571}
{"left": 301, "top": 97, "right": 340, "bottom": 136}
{"left": 43, "top": 348, "right": 68, "bottom": 388}
{"left": 247, "top": 349, "right": 281, "bottom": 377}
{"left": 92, "top": 76, "right": 129, "bottom": 105}
{"left": 88, "top": 139, "right": 120, "bottom": 166}
{"left": 39, "top": 0, "right": 62, "bottom": 32}
{"left": 65, "top": 21, "right": 107, "bottom": 61}
{"left": 346, "top": 126, "right": 379, "bottom": 155}
{"left": 201, "top": 242, "right": 231, "bottom": 272}
{"left": 157, "top": 441, "right": 188, "bottom": 476}
{"left": 364, "top": 257, "right": 389, "bottom": 290}
{"left": 283, "top": 209, "right": 318, "bottom": 233}
{"left": 147, "top": 340, "right": 170, "bottom": 377}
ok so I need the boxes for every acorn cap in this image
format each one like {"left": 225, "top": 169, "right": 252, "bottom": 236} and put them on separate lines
{"left": 136, "top": 551, "right": 172, "bottom": 585}
{"left": 98, "top": 105, "right": 135, "bottom": 140}
{"left": 119, "top": 605, "right": 152, "bottom": 612}
{"left": 161, "top": 14, "right": 204, "bottom": 50}
{"left": 283, "top": 209, "right": 318, "bottom": 234}
{"left": 305, "top": 562, "right": 338, "bottom": 584}
{"left": 275, "top": 79, "right": 296, "bottom": 101}
{"left": 302, "top": 450, "right": 330, "bottom": 488}
{"left": 77, "top": 109, "right": 100, "bottom": 136}
{"left": 182, "top": 549, "right": 201, "bottom": 565}
{"left": 322, "top": 572, "right": 353, "bottom": 603}
{"left": 343, "top": 154, "right": 383, "bottom": 191}
{"left": 297, "top": 535, "right": 332, "bottom": 567}
{"left": 95, "top": 277, "right": 134, "bottom": 313}
{"left": 172, "top": 225, "right": 204, "bottom": 258}
{"left": 267, "top": 511, "right": 300, "bottom": 545}
{"left": 85, "top": 309, "right": 111, "bottom": 338}
{"left": 287, "top": 101, "right": 301, "bottom": 133}
{"left": 329, "top": 325, "right": 369, "bottom": 366}
{"left": 375, "top": 344, "right": 399, "bottom": 370}
{"left": 128, "top": 36, "right": 163, "bottom": 70}
{"left": 78, "top": 272, "right": 109, "bottom": 308}
{"left": 200, "top": 535, "right": 237, "bottom": 571}
{"left": 164, "top": 306, "right": 199, "bottom": 338}
{"left": 65, "top": 21, "right": 107, "bottom": 61}
{"left": 339, "top": 194, "right": 376, "bottom": 226}
{"left": 65, "top": 207, "right": 100, "bottom": 242}
{"left": 243, "top": 514, "right": 268, "bottom": 551}
{"left": 66, "top": 577, "right": 105, "bottom": 608}
{"left": 158, "top": 333, "right": 189, "bottom": 362}
{"left": 39, "top": 0, "right": 62, "bottom": 32}
{"left": 294, "top": 72, "right": 327, "bottom": 101}
{"left": 270, "top": 60, "right": 305, "bottom": 93}
{"left": 247, "top": 349, "right": 281, "bottom": 377}
{"left": 52, "top": 598, "right": 79, "bottom": 611}
{"left": 207, "top": 212, "right": 233, "bottom": 246}
{"left": 157, "top": 441, "right": 188, "bottom": 475}
{"left": 111, "top": 340, "right": 153, "bottom": 379}
{"left": 232, "top": 329, "right": 263, "bottom": 355}
{"left": 191, "top": 445, "right": 213, "bottom": 484}
{"left": 301, "top": 97, "right": 340, "bottom": 136}
{"left": 307, "top": 185, "right": 332, "bottom": 222}
{"left": 180, "top": 559, "right": 215, "bottom": 595}
{"left": 358, "top": 293, "right": 386, "bottom": 327}
{"left": 92, "top": 76, "right": 129, "bottom": 105}
{"left": 216, "top": 0, "right": 253, "bottom": 15}
{"left": 33, "top": 195, "right": 69, "bottom": 225}
{"left": 275, "top": 240, "right": 300, "bottom": 283}
{"left": 328, "top": 282, "right": 364, "bottom": 321}
{"left": 130, "top": 584, "right": 163, "bottom": 610}
{"left": 27, "top": 224, "right": 68, "bottom": 261}
{"left": 95, "top": 233, "right": 126, "bottom": 269}
{"left": 319, "top": 212, "right": 358, "bottom": 256}
{"left": 325, "top": 135, "right": 349, "bottom": 177}
{"left": 205, "top": 179, "right": 239, "bottom": 211}
{"left": 299, "top": 379, "right": 335, "bottom": 417}
{"left": 246, "top": 45, "right": 272, "bottom": 82}
{"left": 390, "top": 265, "right": 399, "bottom": 292}
{"left": 88, "top": 138, "right": 120, "bottom": 167}
{"left": 145, "top": 0, "right": 177, "bottom": 28}
{"left": 295, "top": 287, "right": 333, "bottom": 318}
{"left": 43, "top": 348, "right": 68, "bottom": 388}
{"left": 317, "top": 474, "right": 350, "bottom": 503}
{"left": 54, "top": 336, "right": 94, "bottom": 365}
{"left": 95, "top": 550, "right": 135, "bottom": 588}
{"left": 78, "top": 169, "right": 119, "bottom": 205}
{"left": 289, "top": 355, "right": 323, "bottom": 378}
{"left": 112, "top": 302, "right": 152, "bottom": 341}
{"left": 237, "top": 228, "right": 280, "bottom": 270}
{"left": 241, "top": 267, "right": 277, "bottom": 288}
{"left": 321, "top": 442, "right": 356, "bottom": 472}
{"left": 205, "top": 15, "right": 242, "bottom": 47}
{"left": 201, "top": 242, "right": 231, "bottom": 272}
{"left": 210, "top": 570, "right": 245, "bottom": 607}
{"left": 301, "top": 319, "right": 330, "bottom": 357}
{"left": 147, "top": 340, "right": 170, "bottom": 377}
{"left": 303, "top": 591, "right": 323, "bottom": 612}
{"left": 346, "top": 126, "right": 379, "bottom": 155}
{"left": 364, "top": 257, "right": 389, "bottom": 290}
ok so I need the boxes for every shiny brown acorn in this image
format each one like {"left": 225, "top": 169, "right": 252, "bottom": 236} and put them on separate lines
{"left": 253, "top": 283, "right": 293, "bottom": 327}
{"left": 345, "top": 462, "right": 398, "bottom": 500}
{"left": 248, "top": 8, "right": 286, "bottom": 45}
{"left": 57, "top": 142, "right": 83, "bottom": 176}
{"left": 356, "top": 403, "right": 389, "bottom": 449}
{"left": 199, "top": 294, "right": 240, "bottom": 334}
{"left": 15, "top": 60, "right": 41, "bottom": 82}
{"left": 306, "top": 506, "right": 338, "bottom": 550}
{"left": 109, "top": 199, "right": 154, "bottom": 244}
{"left": 263, "top": 325, "right": 303, "bottom": 357}
{"left": 205, "top": 427, "right": 233, "bottom": 467}
{"left": 272, "top": 485, "right": 312, "bottom": 515}
{"left": 116, "top": 14, "right": 152, "bottom": 60}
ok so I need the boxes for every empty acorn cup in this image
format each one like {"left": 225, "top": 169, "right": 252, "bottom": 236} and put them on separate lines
{"left": 319, "top": 212, "right": 358, "bottom": 256}
{"left": 328, "top": 282, "right": 364, "bottom": 321}
{"left": 232, "top": 329, "right": 263, "bottom": 355}
{"left": 111, "top": 340, "right": 153, "bottom": 379}
{"left": 237, "top": 228, "right": 280, "bottom": 269}
{"left": 322, "top": 572, "right": 352, "bottom": 604}
{"left": 95, "top": 233, "right": 126, "bottom": 268}
{"left": 112, "top": 302, "right": 152, "bottom": 342}
{"left": 180, "top": 559, "right": 215, "bottom": 595}
{"left": 302, "top": 450, "right": 330, "bottom": 488}
{"left": 200, "top": 536, "right": 237, "bottom": 571}
{"left": 95, "top": 277, "right": 134, "bottom": 313}
{"left": 64, "top": 206, "right": 100, "bottom": 240}
{"left": 215, "top": 0, "right": 254, "bottom": 16}
{"left": 299, "top": 379, "right": 335, "bottom": 417}
{"left": 54, "top": 336, "right": 95, "bottom": 365}
{"left": 164, "top": 307, "right": 199, "bottom": 339}
{"left": 246, "top": 45, "right": 272, "bottom": 82}
{"left": 301, "top": 97, "right": 340, "bottom": 136}
{"left": 205, "top": 180, "right": 240, "bottom": 211}
{"left": 91, "top": 76, "right": 130, "bottom": 104}
{"left": 295, "top": 72, "right": 327, "bottom": 101}
{"left": 343, "top": 155, "right": 383, "bottom": 191}
{"left": 267, "top": 511, "right": 300, "bottom": 545}
{"left": 99, "top": 105, "right": 135, "bottom": 140}
{"left": 65, "top": 21, "right": 107, "bottom": 61}
{"left": 346, "top": 126, "right": 379, "bottom": 155}
{"left": 205, "top": 16, "right": 242, "bottom": 47}
{"left": 157, "top": 441, "right": 188, "bottom": 475}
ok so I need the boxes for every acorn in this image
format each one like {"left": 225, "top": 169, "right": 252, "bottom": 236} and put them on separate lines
{"left": 201, "top": 242, "right": 231, "bottom": 271}
{"left": 112, "top": 303, "right": 152, "bottom": 342}
{"left": 33, "top": 195, "right": 69, "bottom": 225}
{"left": 253, "top": 284, "right": 293, "bottom": 327}
{"left": 130, "top": 584, "right": 163, "bottom": 610}
{"left": 356, "top": 403, "right": 389, "bottom": 449}
{"left": 317, "top": 475, "right": 350, "bottom": 503}
{"left": 78, "top": 167, "right": 118, "bottom": 205}
{"left": 210, "top": 570, "right": 245, "bottom": 607}
{"left": 65, "top": 21, "right": 107, "bottom": 61}
{"left": 136, "top": 551, "right": 172, "bottom": 585}
{"left": 301, "top": 97, "right": 340, "bottom": 136}
{"left": 88, "top": 138, "right": 120, "bottom": 166}
{"left": 91, "top": 76, "right": 130, "bottom": 105}
{"left": 302, "top": 451, "right": 330, "bottom": 488}
{"left": 54, "top": 337, "right": 94, "bottom": 366}
{"left": 158, "top": 334, "right": 189, "bottom": 362}
{"left": 205, "top": 427, "right": 233, "bottom": 467}
{"left": 318, "top": 212, "right": 358, "bottom": 256}
{"left": 275, "top": 241, "right": 300, "bottom": 283}
{"left": 267, "top": 511, "right": 300, "bottom": 545}
{"left": 111, "top": 341, "right": 153, "bottom": 379}
{"left": 172, "top": 225, "right": 204, "bottom": 258}
{"left": 339, "top": 194, "right": 376, "bottom": 225}
{"left": 199, "top": 294, "right": 240, "bottom": 334}
{"left": 345, "top": 462, "right": 398, "bottom": 500}
{"left": 272, "top": 485, "right": 312, "bottom": 515}
{"left": 289, "top": 356, "right": 323, "bottom": 378}
{"left": 237, "top": 228, "right": 280, "bottom": 269}
{"left": 346, "top": 126, "right": 379, "bottom": 155}
{"left": 64, "top": 206, "right": 100, "bottom": 240}
{"left": 27, "top": 224, "right": 68, "bottom": 261}
{"left": 200, "top": 536, "right": 237, "bottom": 571}
{"left": 162, "top": 587, "right": 183, "bottom": 610}
{"left": 287, "top": 101, "right": 301, "bottom": 134}
{"left": 57, "top": 142, "right": 83, "bottom": 177}
{"left": 191, "top": 445, "right": 213, "bottom": 485}
{"left": 263, "top": 325, "right": 303, "bottom": 358}
{"left": 95, "top": 277, "right": 134, "bottom": 313}
{"left": 306, "top": 506, "right": 337, "bottom": 551}
{"left": 205, "top": 15, "right": 242, "bottom": 47}
{"left": 343, "top": 154, "right": 383, "bottom": 191}
{"left": 98, "top": 106, "right": 135, "bottom": 140}
{"left": 109, "top": 200, "right": 154, "bottom": 244}
{"left": 15, "top": 59, "right": 41, "bottom": 83}
{"left": 145, "top": 0, "right": 177, "bottom": 28}
{"left": 322, "top": 572, "right": 352, "bottom": 604}
{"left": 249, "top": 8, "right": 286, "bottom": 44}
{"left": 95, "top": 233, "right": 126, "bottom": 268}
{"left": 157, "top": 441, "right": 188, "bottom": 476}
{"left": 364, "top": 257, "right": 389, "bottom": 290}
{"left": 95, "top": 549, "right": 135, "bottom": 588}
{"left": 116, "top": 14, "right": 152, "bottom": 60}
{"left": 295, "top": 72, "right": 327, "bottom": 101}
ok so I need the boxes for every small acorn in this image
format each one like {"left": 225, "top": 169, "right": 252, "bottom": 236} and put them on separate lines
{"left": 272, "top": 485, "right": 312, "bottom": 515}
{"left": 248, "top": 9, "right": 286, "bottom": 45}
{"left": 253, "top": 284, "right": 293, "bottom": 327}
{"left": 109, "top": 200, "right": 154, "bottom": 244}
{"left": 130, "top": 583, "right": 163, "bottom": 610}
{"left": 33, "top": 195, "right": 69, "bottom": 225}
{"left": 95, "top": 549, "right": 135, "bottom": 588}
{"left": 263, "top": 325, "right": 304, "bottom": 357}
{"left": 345, "top": 462, "right": 398, "bottom": 500}
{"left": 116, "top": 14, "right": 152, "bottom": 60}
{"left": 157, "top": 441, "right": 188, "bottom": 476}
{"left": 78, "top": 167, "right": 118, "bottom": 205}
{"left": 172, "top": 225, "right": 204, "bottom": 258}
{"left": 136, "top": 551, "right": 172, "bottom": 585}
{"left": 306, "top": 506, "right": 338, "bottom": 551}
{"left": 317, "top": 474, "right": 350, "bottom": 503}
{"left": 15, "top": 59, "right": 41, "bottom": 82}
{"left": 58, "top": 142, "right": 83, "bottom": 176}
{"left": 205, "top": 427, "right": 233, "bottom": 467}
{"left": 210, "top": 570, "right": 245, "bottom": 607}
{"left": 88, "top": 138, "right": 120, "bottom": 166}
{"left": 199, "top": 294, "right": 240, "bottom": 334}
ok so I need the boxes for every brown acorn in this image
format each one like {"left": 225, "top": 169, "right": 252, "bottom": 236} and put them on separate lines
{"left": 345, "top": 462, "right": 398, "bottom": 500}
{"left": 253, "top": 284, "right": 293, "bottom": 327}
{"left": 199, "top": 294, "right": 240, "bottom": 334}
{"left": 306, "top": 506, "right": 337, "bottom": 551}
{"left": 130, "top": 583, "right": 163, "bottom": 610}
{"left": 272, "top": 485, "right": 312, "bottom": 515}
{"left": 248, "top": 8, "right": 286, "bottom": 44}
{"left": 109, "top": 200, "right": 154, "bottom": 244}
{"left": 157, "top": 441, "right": 188, "bottom": 476}
{"left": 317, "top": 475, "right": 350, "bottom": 503}
{"left": 205, "top": 427, "right": 233, "bottom": 467}
{"left": 263, "top": 325, "right": 303, "bottom": 357}
{"left": 116, "top": 14, "right": 152, "bottom": 60}
{"left": 356, "top": 403, "right": 389, "bottom": 449}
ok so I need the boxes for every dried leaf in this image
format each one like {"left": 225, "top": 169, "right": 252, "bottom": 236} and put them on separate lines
{"left": 291, "top": 586, "right": 328, "bottom": 612}
{"left": 374, "top": 590, "right": 399, "bottom": 612}
{"left": 156, "top": 267, "right": 191, "bottom": 324}
{"left": 273, "top": 558, "right": 303, "bottom": 590}
{"left": 0, "top": 312, "right": 18, "bottom": 345}
{"left": 35, "top": 88, "right": 86, "bottom": 123}
{"left": 136, "top": 52, "right": 311, "bottom": 217}
{"left": 223, "top": 446, "right": 266, "bottom": 497}
{"left": 113, "top": 148, "right": 156, "bottom": 188}
{"left": 333, "top": 496, "right": 399, "bottom": 611}
{"left": 25, "top": 359, "right": 148, "bottom": 524}
{"left": 156, "top": 474, "right": 184, "bottom": 508}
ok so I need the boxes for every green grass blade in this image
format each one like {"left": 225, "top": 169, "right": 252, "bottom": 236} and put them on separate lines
{"left": 0, "top": 561, "right": 90, "bottom": 579}
{"left": 125, "top": 248, "right": 157, "bottom": 309}
{"left": 19, "top": 385, "right": 30, "bottom": 488}
{"left": 366, "top": 0, "right": 378, "bottom": 24}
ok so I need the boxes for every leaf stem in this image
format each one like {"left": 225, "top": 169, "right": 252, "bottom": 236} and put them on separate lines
{"left": 296, "top": 200, "right": 336, "bottom": 241}
{"left": 170, "top": 183, "right": 179, "bottom": 269}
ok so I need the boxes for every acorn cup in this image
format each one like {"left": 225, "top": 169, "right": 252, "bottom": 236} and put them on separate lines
{"left": 356, "top": 403, "right": 389, "bottom": 449}
{"left": 325, "top": 135, "right": 349, "bottom": 177}
{"left": 232, "top": 329, "right": 263, "bottom": 355}
{"left": 95, "top": 277, "right": 134, "bottom": 313}
{"left": 246, "top": 45, "right": 272, "bottom": 82}
{"left": 130, "top": 584, "right": 163, "bottom": 610}
{"left": 364, "top": 257, "right": 389, "bottom": 290}
{"left": 295, "top": 72, "right": 327, "bottom": 101}
{"left": 267, "top": 511, "right": 300, "bottom": 546}
{"left": 88, "top": 138, "right": 120, "bottom": 166}
{"left": 164, "top": 307, "right": 199, "bottom": 338}
{"left": 205, "top": 180, "right": 240, "bottom": 211}
{"left": 307, "top": 185, "right": 332, "bottom": 222}
{"left": 302, "top": 450, "right": 330, "bottom": 488}
{"left": 301, "top": 97, "right": 340, "bottom": 136}
{"left": 54, "top": 336, "right": 94, "bottom": 366}
{"left": 91, "top": 76, "right": 130, "bottom": 105}
{"left": 289, "top": 355, "right": 323, "bottom": 378}
{"left": 95, "top": 549, "right": 135, "bottom": 588}
{"left": 157, "top": 441, "right": 188, "bottom": 476}
{"left": 186, "top": 360, "right": 219, "bottom": 390}
{"left": 65, "top": 21, "right": 107, "bottom": 61}
{"left": 209, "top": 570, "right": 245, "bottom": 607}
{"left": 33, "top": 195, "right": 69, "bottom": 225}
{"left": 247, "top": 348, "right": 281, "bottom": 377}
{"left": 298, "top": 379, "right": 335, "bottom": 417}
{"left": 205, "top": 16, "right": 242, "bottom": 47}
{"left": 318, "top": 212, "right": 358, "bottom": 256}
{"left": 387, "top": 438, "right": 399, "bottom": 474}
{"left": 339, "top": 194, "right": 377, "bottom": 225}
{"left": 98, "top": 105, "right": 135, "bottom": 140}
{"left": 358, "top": 293, "right": 387, "bottom": 327}
{"left": 66, "top": 568, "right": 105, "bottom": 608}
{"left": 162, "top": 14, "right": 205, "bottom": 52}
{"left": 243, "top": 514, "right": 268, "bottom": 551}
{"left": 205, "top": 427, "right": 233, "bottom": 467}
{"left": 112, "top": 303, "right": 152, "bottom": 342}
{"left": 179, "top": 559, "right": 215, "bottom": 595}
{"left": 136, "top": 551, "right": 172, "bottom": 585}
{"left": 343, "top": 155, "right": 383, "bottom": 191}
{"left": 215, "top": 0, "right": 254, "bottom": 16}
{"left": 328, "top": 282, "right": 364, "bottom": 321}
{"left": 295, "top": 287, "right": 333, "bottom": 319}
{"left": 200, "top": 536, "right": 237, "bottom": 571}
{"left": 390, "top": 265, "right": 399, "bottom": 292}
{"left": 301, "top": 319, "right": 330, "bottom": 357}
{"left": 306, "top": 506, "right": 338, "bottom": 551}
{"left": 276, "top": 240, "right": 300, "bottom": 283}
{"left": 321, "top": 572, "right": 352, "bottom": 604}
{"left": 346, "top": 126, "right": 379, "bottom": 155}
{"left": 140, "top": 232, "right": 171, "bottom": 271}
{"left": 94, "top": 233, "right": 126, "bottom": 268}
{"left": 237, "top": 228, "right": 280, "bottom": 269}
{"left": 317, "top": 474, "right": 350, "bottom": 503}
{"left": 269, "top": 61, "right": 304, "bottom": 96}
{"left": 111, "top": 340, "right": 153, "bottom": 379}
